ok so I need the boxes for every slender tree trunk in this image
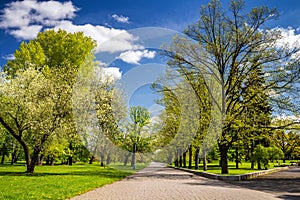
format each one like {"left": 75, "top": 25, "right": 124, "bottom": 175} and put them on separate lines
{"left": 123, "top": 153, "right": 131, "bottom": 166}
{"left": 179, "top": 154, "right": 183, "bottom": 167}
{"left": 132, "top": 143, "right": 137, "bottom": 169}
{"left": 257, "top": 161, "right": 261, "bottom": 170}
{"left": 100, "top": 153, "right": 105, "bottom": 167}
{"left": 219, "top": 144, "right": 229, "bottom": 174}
{"left": 251, "top": 142, "right": 255, "bottom": 169}
{"left": 203, "top": 151, "right": 207, "bottom": 171}
{"left": 174, "top": 150, "right": 179, "bottom": 167}
{"left": 11, "top": 148, "right": 18, "bottom": 165}
{"left": 183, "top": 151, "right": 187, "bottom": 168}
{"left": 106, "top": 152, "right": 111, "bottom": 165}
{"left": 195, "top": 147, "right": 200, "bottom": 170}
{"left": 45, "top": 155, "right": 50, "bottom": 165}
{"left": 1, "top": 152, "right": 5, "bottom": 164}
{"left": 38, "top": 154, "right": 44, "bottom": 166}
{"left": 51, "top": 155, "right": 55, "bottom": 166}
{"left": 188, "top": 145, "right": 192, "bottom": 169}
{"left": 89, "top": 156, "right": 95, "bottom": 164}
{"left": 68, "top": 156, "right": 73, "bottom": 166}
{"left": 235, "top": 146, "right": 239, "bottom": 169}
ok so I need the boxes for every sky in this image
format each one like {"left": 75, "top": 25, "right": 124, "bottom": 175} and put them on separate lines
{"left": 1, "top": 0, "right": 300, "bottom": 114}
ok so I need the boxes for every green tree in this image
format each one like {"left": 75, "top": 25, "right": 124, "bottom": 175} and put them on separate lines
{"left": 164, "top": 0, "right": 300, "bottom": 174}
{"left": 127, "top": 106, "right": 151, "bottom": 169}
{"left": 0, "top": 30, "right": 96, "bottom": 173}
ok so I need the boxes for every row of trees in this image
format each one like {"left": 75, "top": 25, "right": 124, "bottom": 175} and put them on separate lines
{"left": 0, "top": 29, "right": 155, "bottom": 172}
{"left": 1, "top": 0, "right": 300, "bottom": 174}
{"left": 152, "top": 0, "right": 300, "bottom": 173}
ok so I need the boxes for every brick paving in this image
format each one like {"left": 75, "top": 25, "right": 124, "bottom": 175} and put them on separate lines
{"left": 70, "top": 162, "right": 286, "bottom": 200}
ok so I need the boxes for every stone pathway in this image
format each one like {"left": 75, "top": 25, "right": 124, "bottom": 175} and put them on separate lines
{"left": 70, "top": 162, "right": 287, "bottom": 200}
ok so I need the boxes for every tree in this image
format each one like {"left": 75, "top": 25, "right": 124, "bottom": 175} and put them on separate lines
{"left": 127, "top": 106, "right": 151, "bottom": 169}
{"left": 0, "top": 30, "right": 96, "bottom": 173}
{"left": 163, "top": 0, "right": 300, "bottom": 174}
{"left": 273, "top": 129, "right": 300, "bottom": 162}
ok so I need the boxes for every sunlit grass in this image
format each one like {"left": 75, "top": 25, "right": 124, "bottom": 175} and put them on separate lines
{"left": 173, "top": 160, "right": 297, "bottom": 175}
{"left": 0, "top": 162, "right": 131, "bottom": 200}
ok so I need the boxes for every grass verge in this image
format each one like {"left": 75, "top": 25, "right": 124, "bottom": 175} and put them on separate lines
{"left": 0, "top": 163, "right": 132, "bottom": 200}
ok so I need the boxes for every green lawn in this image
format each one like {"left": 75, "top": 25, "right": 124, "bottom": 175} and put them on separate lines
{"left": 175, "top": 160, "right": 297, "bottom": 175}
{"left": 0, "top": 162, "right": 135, "bottom": 200}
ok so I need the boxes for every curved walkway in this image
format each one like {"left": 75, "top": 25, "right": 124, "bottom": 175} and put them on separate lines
{"left": 70, "top": 162, "right": 287, "bottom": 200}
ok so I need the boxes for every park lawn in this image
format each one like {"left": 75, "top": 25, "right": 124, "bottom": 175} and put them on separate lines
{"left": 176, "top": 160, "right": 297, "bottom": 175}
{"left": 0, "top": 162, "right": 133, "bottom": 200}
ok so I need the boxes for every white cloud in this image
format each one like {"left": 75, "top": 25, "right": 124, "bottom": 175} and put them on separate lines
{"left": 0, "top": 0, "right": 78, "bottom": 39}
{"left": 112, "top": 14, "right": 129, "bottom": 23}
{"left": 275, "top": 27, "right": 300, "bottom": 49}
{"left": 117, "top": 50, "right": 156, "bottom": 64}
{"left": 0, "top": 1, "right": 143, "bottom": 54}
{"left": 2, "top": 54, "right": 15, "bottom": 61}
{"left": 10, "top": 25, "right": 42, "bottom": 40}
{"left": 53, "top": 21, "right": 143, "bottom": 53}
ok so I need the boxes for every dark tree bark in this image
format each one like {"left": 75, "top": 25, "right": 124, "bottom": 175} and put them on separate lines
{"left": 219, "top": 144, "right": 229, "bottom": 174}
{"left": 195, "top": 147, "right": 200, "bottom": 170}
{"left": 68, "top": 156, "right": 73, "bottom": 166}
{"left": 235, "top": 146, "right": 239, "bottom": 169}
{"left": 179, "top": 155, "right": 183, "bottom": 167}
{"left": 1, "top": 152, "right": 5, "bottom": 164}
{"left": 89, "top": 155, "right": 95, "bottom": 164}
{"left": 188, "top": 145, "right": 192, "bottom": 169}
{"left": 183, "top": 151, "right": 187, "bottom": 168}
{"left": 51, "top": 155, "right": 55, "bottom": 166}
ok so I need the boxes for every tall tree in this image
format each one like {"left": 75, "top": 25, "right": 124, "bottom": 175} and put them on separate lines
{"left": 0, "top": 30, "right": 96, "bottom": 173}
{"left": 164, "top": 0, "right": 300, "bottom": 174}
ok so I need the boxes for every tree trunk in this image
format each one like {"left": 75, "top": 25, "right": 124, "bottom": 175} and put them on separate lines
{"left": 188, "top": 145, "right": 192, "bottom": 169}
{"left": 100, "top": 153, "right": 105, "bottom": 167}
{"left": 27, "top": 147, "right": 40, "bottom": 173}
{"left": 11, "top": 148, "right": 18, "bottom": 165}
{"left": 179, "top": 155, "right": 183, "bottom": 167}
{"left": 1, "top": 152, "right": 5, "bottom": 164}
{"left": 46, "top": 155, "right": 51, "bottom": 165}
{"left": 219, "top": 144, "right": 229, "bottom": 174}
{"left": 257, "top": 160, "right": 261, "bottom": 170}
{"left": 235, "top": 146, "right": 239, "bottom": 169}
{"left": 38, "top": 154, "right": 44, "bottom": 166}
{"left": 106, "top": 153, "right": 111, "bottom": 165}
{"left": 174, "top": 150, "right": 179, "bottom": 167}
{"left": 68, "top": 156, "right": 73, "bottom": 166}
{"left": 251, "top": 142, "right": 255, "bottom": 169}
{"left": 132, "top": 143, "right": 137, "bottom": 169}
{"left": 123, "top": 153, "right": 131, "bottom": 166}
{"left": 51, "top": 155, "right": 55, "bottom": 166}
{"left": 183, "top": 151, "right": 187, "bottom": 168}
{"left": 203, "top": 151, "right": 207, "bottom": 171}
{"left": 89, "top": 156, "right": 95, "bottom": 164}
{"left": 195, "top": 147, "right": 200, "bottom": 170}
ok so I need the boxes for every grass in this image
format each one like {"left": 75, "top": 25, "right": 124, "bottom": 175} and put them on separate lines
{"left": 174, "top": 160, "right": 297, "bottom": 175}
{"left": 0, "top": 162, "right": 139, "bottom": 200}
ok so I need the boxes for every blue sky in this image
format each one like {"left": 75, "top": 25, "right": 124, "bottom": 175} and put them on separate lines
{"left": 1, "top": 0, "right": 300, "bottom": 112}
